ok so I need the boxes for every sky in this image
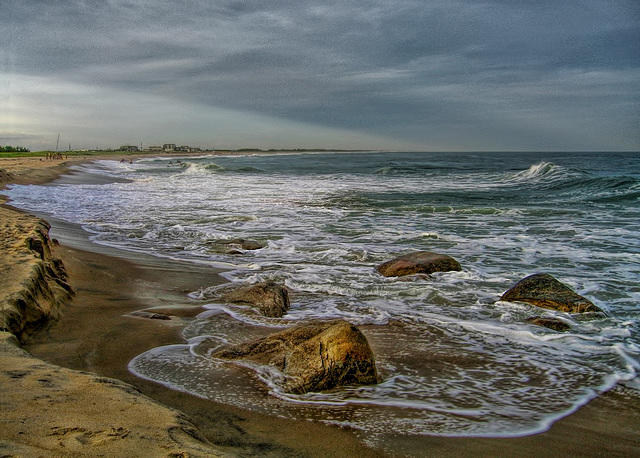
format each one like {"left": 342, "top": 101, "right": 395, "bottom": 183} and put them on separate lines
{"left": 1, "top": 0, "right": 639, "bottom": 152}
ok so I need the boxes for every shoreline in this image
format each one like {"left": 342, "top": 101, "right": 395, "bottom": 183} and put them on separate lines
{"left": 0, "top": 156, "right": 387, "bottom": 456}
{"left": 2, "top": 156, "right": 640, "bottom": 456}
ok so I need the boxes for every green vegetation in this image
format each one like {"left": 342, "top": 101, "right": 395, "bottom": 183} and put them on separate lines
{"left": 0, "top": 149, "right": 132, "bottom": 159}
{"left": 0, "top": 152, "right": 41, "bottom": 158}
{"left": 2, "top": 146, "right": 30, "bottom": 153}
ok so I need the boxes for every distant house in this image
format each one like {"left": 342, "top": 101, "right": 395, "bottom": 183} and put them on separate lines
{"left": 119, "top": 145, "right": 139, "bottom": 152}
{"left": 163, "top": 143, "right": 176, "bottom": 152}
{"left": 148, "top": 146, "right": 163, "bottom": 152}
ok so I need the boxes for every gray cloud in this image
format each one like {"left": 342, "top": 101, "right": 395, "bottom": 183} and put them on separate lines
{"left": 2, "top": 0, "right": 639, "bottom": 150}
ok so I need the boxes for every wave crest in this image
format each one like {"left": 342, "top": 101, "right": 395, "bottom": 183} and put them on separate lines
{"left": 510, "top": 162, "right": 558, "bottom": 181}
{"left": 181, "top": 161, "right": 264, "bottom": 174}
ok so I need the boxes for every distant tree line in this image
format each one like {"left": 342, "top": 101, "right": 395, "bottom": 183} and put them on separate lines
{"left": 2, "top": 145, "right": 30, "bottom": 152}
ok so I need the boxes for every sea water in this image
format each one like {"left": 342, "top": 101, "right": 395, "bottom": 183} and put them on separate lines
{"left": 6, "top": 151, "right": 640, "bottom": 442}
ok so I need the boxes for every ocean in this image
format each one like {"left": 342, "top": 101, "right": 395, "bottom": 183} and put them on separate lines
{"left": 6, "top": 151, "right": 640, "bottom": 443}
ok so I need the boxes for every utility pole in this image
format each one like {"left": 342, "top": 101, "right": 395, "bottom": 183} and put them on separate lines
{"left": 55, "top": 133, "right": 60, "bottom": 152}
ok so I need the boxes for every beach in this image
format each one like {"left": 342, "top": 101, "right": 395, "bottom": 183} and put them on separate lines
{"left": 1, "top": 154, "right": 639, "bottom": 457}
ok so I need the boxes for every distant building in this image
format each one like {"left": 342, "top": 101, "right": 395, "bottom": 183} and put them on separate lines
{"left": 119, "top": 145, "right": 139, "bottom": 152}
{"left": 148, "top": 146, "right": 163, "bottom": 152}
{"left": 163, "top": 143, "right": 176, "bottom": 152}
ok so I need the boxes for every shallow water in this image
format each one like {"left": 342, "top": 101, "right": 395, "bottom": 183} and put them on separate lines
{"left": 6, "top": 151, "right": 640, "bottom": 442}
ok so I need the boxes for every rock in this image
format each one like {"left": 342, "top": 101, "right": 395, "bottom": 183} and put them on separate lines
{"left": 501, "top": 273, "right": 603, "bottom": 314}
{"left": 376, "top": 251, "right": 462, "bottom": 277}
{"left": 129, "top": 311, "right": 172, "bottom": 320}
{"left": 204, "top": 238, "right": 265, "bottom": 255}
{"left": 213, "top": 320, "right": 379, "bottom": 394}
{"left": 224, "top": 238, "right": 264, "bottom": 251}
{"left": 221, "top": 281, "right": 290, "bottom": 317}
{"left": 526, "top": 316, "right": 571, "bottom": 331}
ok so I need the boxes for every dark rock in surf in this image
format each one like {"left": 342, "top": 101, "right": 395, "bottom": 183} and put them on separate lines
{"left": 376, "top": 251, "right": 462, "bottom": 277}
{"left": 501, "top": 273, "right": 603, "bottom": 314}
{"left": 221, "top": 281, "right": 290, "bottom": 318}
{"left": 213, "top": 320, "right": 379, "bottom": 394}
{"left": 221, "top": 238, "right": 264, "bottom": 251}
{"left": 205, "top": 238, "right": 265, "bottom": 255}
{"left": 526, "top": 316, "right": 571, "bottom": 331}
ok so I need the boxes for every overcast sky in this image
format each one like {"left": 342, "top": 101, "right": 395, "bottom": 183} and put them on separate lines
{"left": 2, "top": 1, "right": 639, "bottom": 151}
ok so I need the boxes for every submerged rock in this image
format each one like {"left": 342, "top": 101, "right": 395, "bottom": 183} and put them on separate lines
{"left": 207, "top": 238, "right": 265, "bottom": 255}
{"left": 501, "top": 273, "right": 603, "bottom": 314}
{"left": 526, "top": 316, "right": 571, "bottom": 332}
{"left": 376, "top": 251, "right": 462, "bottom": 277}
{"left": 221, "top": 281, "right": 290, "bottom": 318}
{"left": 213, "top": 320, "right": 379, "bottom": 394}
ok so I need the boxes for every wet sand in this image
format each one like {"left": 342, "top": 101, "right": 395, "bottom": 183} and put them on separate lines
{"left": 2, "top": 155, "right": 640, "bottom": 456}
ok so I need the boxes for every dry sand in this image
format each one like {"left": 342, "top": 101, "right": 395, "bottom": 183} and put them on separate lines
{"left": 1, "top": 155, "right": 639, "bottom": 457}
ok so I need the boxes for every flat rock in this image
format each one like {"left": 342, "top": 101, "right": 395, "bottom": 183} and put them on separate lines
{"left": 129, "top": 310, "right": 172, "bottom": 320}
{"left": 221, "top": 281, "right": 290, "bottom": 317}
{"left": 213, "top": 320, "right": 379, "bottom": 394}
{"left": 207, "top": 238, "right": 265, "bottom": 255}
{"left": 501, "top": 273, "right": 603, "bottom": 314}
{"left": 376, "top": 251, "right": 462, "bottom": 277}
{"left": 222, "top": 238, "right": 264, "bottom": 251}
{"left": 526, "top": 316, "right": 571, "bottom": 331}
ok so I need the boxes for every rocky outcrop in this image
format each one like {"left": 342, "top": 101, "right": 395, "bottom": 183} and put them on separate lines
{"left": 376, "top": 251, "right": 462, "bottom": 277}
{"left": 526, "top": 316, "right": 571, "bottom": 331}
{"left": 0, "top": 210, "right": 74, "bottom": 341}
{"left": 501, "top": 273, "right": 603, "bottom": 314}
{"left": 221, "top": 281, "right": 290, "bottom": 317}
{"left": 213, "top": 320, "right": 380, "bottom": 394}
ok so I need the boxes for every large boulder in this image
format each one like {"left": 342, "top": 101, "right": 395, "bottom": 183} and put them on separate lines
{"left": 376, "top": 251, "right": 462, "bottom": 277}
{"left": 221, "top": 281, "right": 290, "bottom": 318}
{"left": 501, "top": 273, "right": 603, "bottom": 314}
{"left": 213, "top": 320, "right": 380, "bottom": 394}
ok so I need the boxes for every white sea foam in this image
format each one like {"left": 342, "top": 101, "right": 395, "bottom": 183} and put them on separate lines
{"left": 7, "top": 151, "right": 640, "bottom": 438}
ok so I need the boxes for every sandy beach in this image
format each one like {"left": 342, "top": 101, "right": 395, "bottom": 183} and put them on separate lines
{"left": 1, "top": 155, "right": 639, "bottom": 457}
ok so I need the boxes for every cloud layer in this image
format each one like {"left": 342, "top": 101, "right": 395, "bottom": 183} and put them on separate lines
{"left": 2, "top": 0, "right": 639, "bottom": 151}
